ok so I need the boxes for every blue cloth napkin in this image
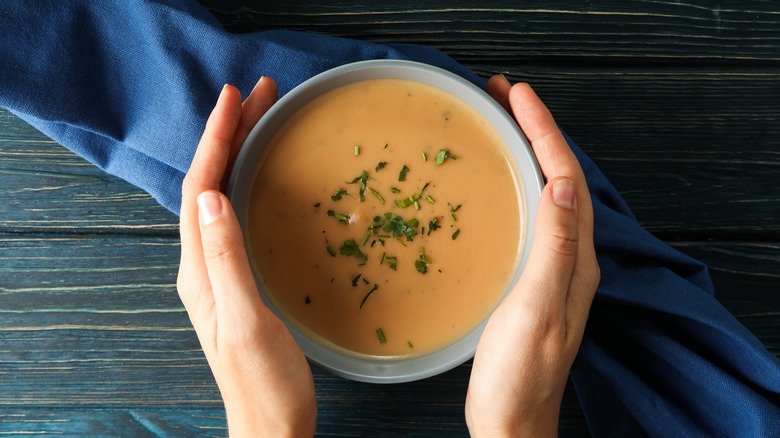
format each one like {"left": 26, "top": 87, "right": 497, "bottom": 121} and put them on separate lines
{"left": 2, "top": 1, "right": 778, "bottom": 436}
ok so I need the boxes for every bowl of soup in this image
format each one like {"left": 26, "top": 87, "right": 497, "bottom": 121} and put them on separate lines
{"left": 227, "top": 60, "right": 543, "bottom": 383}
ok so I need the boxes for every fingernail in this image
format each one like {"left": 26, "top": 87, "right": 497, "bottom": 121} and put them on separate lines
{"left": 197, "top": 191, "right": 223, "bottom": 225}
{"left": 498, "top": 73, "right": 510, "bottom": 86}
{"left": 253, "top": 76, "right": 265, "bottom": 90}
{"left": 552, "top": 178, "right": 576, "bottom": 210}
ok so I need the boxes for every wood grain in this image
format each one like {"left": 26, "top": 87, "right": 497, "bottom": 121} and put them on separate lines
{"left": 5, "top": 64, "right": 779, "bottom": 237}
{"left": 1, "top": 234, "right": 776, "bottom": 435}
{"left": 2, "top": 1, "right": 778, "bottom": 436}
{"left": 0, "top": 110, "right": 179, "bottom": 235}
{"left": 200, "top": 0, "right": 780, "bottom": 65}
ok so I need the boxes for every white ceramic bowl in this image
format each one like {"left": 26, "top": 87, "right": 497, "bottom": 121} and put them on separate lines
{"left": 227, "top": 60, "right": 543, "bottom": 383}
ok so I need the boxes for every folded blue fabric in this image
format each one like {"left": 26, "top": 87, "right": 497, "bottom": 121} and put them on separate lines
{"left": 2, "top": 1, "right": 778, "bottom": 436}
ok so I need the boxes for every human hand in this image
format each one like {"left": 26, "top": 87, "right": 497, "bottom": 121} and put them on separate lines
{"left": 177, "top": 78, "right": 317, "bottom": 437}
{"left": 465, "top": 76, "right": 600, "bottom": 437}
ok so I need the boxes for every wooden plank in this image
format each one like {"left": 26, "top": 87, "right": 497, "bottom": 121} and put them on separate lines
{"left": 0, "top": 234, "right": 775, "bottom": 435}
{"left": 511, "top": 67, "right": 780, "bottom": 238}
{"left": 200, "top": 0, "right": 780, "bottom": 64}
{"left": 0, "top": 110, "right": 179, "bottom": 235}
{"left": 3, "top": 65, "right": 779, "bottom": 237}
{"left": 0, "top": 409, "right": 227, "bottom": 437}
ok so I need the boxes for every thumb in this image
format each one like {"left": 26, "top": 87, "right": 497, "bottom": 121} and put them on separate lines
{"left": 197, "top": 190, "right": 264, "bottom": 320}
{"left": 515, "top": 177, "right": 579, "bottom": 313}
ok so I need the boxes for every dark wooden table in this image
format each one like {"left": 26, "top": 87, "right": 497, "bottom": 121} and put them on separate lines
{"left": 2, "top": 1, "right": 778, "bottom": 436}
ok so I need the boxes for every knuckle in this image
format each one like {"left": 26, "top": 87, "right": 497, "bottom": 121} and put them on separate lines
{"left": 546, "top": 223, "right": 579, "bottom": 257}
{"left": 181, "top": 171, "right": 199, "bottom": 197}
{"left": 202, "top": 235, "right": 239, "bottom": 266}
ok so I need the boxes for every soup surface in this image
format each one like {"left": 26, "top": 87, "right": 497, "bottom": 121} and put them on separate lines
{"left": 247, "top": 78, "right": 522, "bottom": 357}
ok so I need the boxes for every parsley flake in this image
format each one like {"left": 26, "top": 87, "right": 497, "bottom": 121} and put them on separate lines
{"left": 376, "top": 328, "right": 387, "bottom": 343}
{"left": 435, "top": 149, "right": 456, "bottom": 166}
{"left": 359, "top": 284, "right": 379, "bottom": 309}
{"left": 399, "top": 165, "right": 410, "bottom": 181}
{"left": 415, "top": 246, "right": 430, "bottom": 274}
{"left": 331, "top": 188, "right": 352, "bottom": 201}
{"left": 383, "top": 213, "right": 419, "bottom": 241}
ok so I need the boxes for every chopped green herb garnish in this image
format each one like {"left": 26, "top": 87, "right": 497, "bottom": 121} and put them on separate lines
{"left": 427, "top": 217, "right": 441, "bottom": 236}
{"left": 399, "top": 165, "right": 410, "bottom": 181}
{"left": 368, "top": 216, "right": 384, "bottom": 234}
{"left": 331, "top": 188, "right": 351, "bottom": 201}
{"left": 426, "top": 195, "right": 435, "bottom": 204}
{"left": 390, "top": 187, "right": 402, "bottom": 194}
{"left": 450, "top": 212, "right": 457, "bottom": 222}
{"left": 339, "top": 240, "right": 366, "bottom": 263}
{"left": 452, "top": 229, "right": 461, "bottom": 240}
{"left": 435, "top": 149, "right": 456, "bottom": 166}
{"left": 415, "top": 246, "right": 430, "bottom": 274}
{"left": 346, "top": 170, "right": 369, "bottom": 202}
{"left": 413, "top": 200, "right": 420, "bottom": 211}
{"left": 376, "top": 328, "right": 387, "bottom": 343}
{"left": 326, "top": 245, "right": 337, "bottom": 257}
{"left": 379, "top": 252, "right": 386, "bottom": 264}
{"left": 422, "top": 151, "right": 427, "bottom": 161}
{"left": 363, "top": 278, "right": 369, "bottom": 285}
{"left": 407, "top": 341, "right": 414, "bottom": 349}
{"left": 369, "top": 187, "right": 385, "bottom": 205}
{"left": 360, "top": 232, "right": 371, "bottom": 247}
{"left": 448, "top": 203, "right": 462, "bottom": 212}
{"left": 354, "top": 145, "right": 360, "bottom": 156}
{"left": 351, "top": 274, "right": 362, "bottom": 287}
{"left": 376, "top": 161, "right": 387, "bottom": 172}
{"left": 419, "top": 182, "right": 431, "bottom": 196}
{"left": 383, "top": 213, "right": 419, "bottom": 241}
{"left": 359, "top": 284, "right": 379, "bottom": 309}
{"left": 334, "top": 213, "right": 350, "bottom": 224}
{"left": 313, "top": 202, "right": 321, "bottom": 208}
{"left": 385, "top": 256, "right": 397, "bottom": 271}
{"left": 305, "top": 295, "right": 312, "bottom": 304}
{"left": 395, "top": 193, "right": 421, "bottom": 209}
{"left": 383, "top": 143, "right": 388, "bottom": 149}
{"left": 327, "top": 209, "right": 335, "bottom": 216}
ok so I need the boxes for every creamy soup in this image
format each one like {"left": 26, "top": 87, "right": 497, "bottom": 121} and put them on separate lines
{"left": 246, "top": 78, "right": 522, "bottom": 358}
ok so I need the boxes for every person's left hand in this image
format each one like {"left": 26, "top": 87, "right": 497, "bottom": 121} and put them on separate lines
{"left": 177, "top": 77, "right": 317, "bottom": 437}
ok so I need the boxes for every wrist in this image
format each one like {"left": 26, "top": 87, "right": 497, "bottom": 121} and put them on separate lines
{"left": 221, "top": 389, "right": 316, "bottom": 438}
{"left": 466, "top": 391, "right": 562, "bottom": 438}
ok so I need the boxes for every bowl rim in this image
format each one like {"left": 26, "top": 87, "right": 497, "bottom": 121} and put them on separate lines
{"left": 227, "top": 59, "right": 543, "bottom": 383}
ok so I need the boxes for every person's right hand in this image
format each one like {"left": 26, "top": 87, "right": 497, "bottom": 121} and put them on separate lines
{"left": 178, "top": 78, "right": 317, "bottom": 437}
{"left": 465, "top": 77, "right": 600, "bottom": 437}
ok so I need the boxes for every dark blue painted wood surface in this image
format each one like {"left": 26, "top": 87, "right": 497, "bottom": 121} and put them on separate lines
{"left": 1, "top": 1, "right": 778, "bottom": 436}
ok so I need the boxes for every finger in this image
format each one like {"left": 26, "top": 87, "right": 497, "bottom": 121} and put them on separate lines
{"left": 486, "top": 74, "right": 512, "bottom": 113}
{"left": 197, "top": 190, "right": 264, "bottom": 323}
{"left": 223, "top": 77, "right": 279, "bottom": 189}
{"left": 508, "top": 83, "right": 581, "bottom": 182}
{"left": 179, "top": 85, "right": 243, "bottom": 312}
{"left": 508, "top": 83, "right": 596, "bottom": 260}
{"left": 513, "top": 177, "right": 579, "bottom": 318}
{"left": 509, "top": 83, "right": 599, "bottom": 338}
